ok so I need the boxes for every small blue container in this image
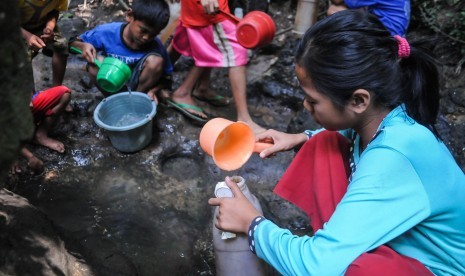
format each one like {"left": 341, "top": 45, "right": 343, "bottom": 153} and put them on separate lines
{"left": 93, "top": 92, "right": 157, "bottom": 153}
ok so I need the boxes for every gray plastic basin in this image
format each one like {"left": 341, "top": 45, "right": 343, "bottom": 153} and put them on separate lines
{"left": 93, "top": 92, "right": 157, "bottom": 153}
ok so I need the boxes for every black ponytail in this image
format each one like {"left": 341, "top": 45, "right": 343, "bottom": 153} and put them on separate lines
{"left": 399, "top": 42, "right": 440, "bottom": 135}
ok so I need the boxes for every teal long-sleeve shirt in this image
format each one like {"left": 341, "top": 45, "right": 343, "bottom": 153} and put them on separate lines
{"left": 254, "top": 106, "right": 465, "bottom": 275}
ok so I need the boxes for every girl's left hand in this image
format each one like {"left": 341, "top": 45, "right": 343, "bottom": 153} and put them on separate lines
{"left": 200, "top": 0, "right": 219, "bottom": 14}
{"left": 208, "top": 177, "right": 262, "bottom": 234}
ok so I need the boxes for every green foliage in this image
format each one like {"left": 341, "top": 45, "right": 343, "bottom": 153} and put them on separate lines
{"left": 411, "top": 0, "right": 465, "bottom": 44}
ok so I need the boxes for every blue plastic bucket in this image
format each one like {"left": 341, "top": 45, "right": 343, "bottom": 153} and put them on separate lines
{"left": 93, "top": 92, "right": 157, "bottom": 153}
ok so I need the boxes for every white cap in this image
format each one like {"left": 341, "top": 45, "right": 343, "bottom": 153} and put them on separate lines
{"left": 215, "top": 181, "right": 234, "bottom": 198}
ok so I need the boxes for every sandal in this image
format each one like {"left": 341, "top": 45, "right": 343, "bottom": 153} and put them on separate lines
{"left": 192, "top": 94, "right": 230, "bottom": 107}
{"left": 166, "top": 99, "right": 209, "bottom": 125}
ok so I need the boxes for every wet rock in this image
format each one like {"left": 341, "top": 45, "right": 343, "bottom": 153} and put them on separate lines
{"left": 449, "top": 88, "right": 465, "bottom": 108}
{"left": 0, "top": 189, "right": 94, "bottom": 276}
{"left": 79, "top": 75, "right": 94, "bottom": 90}
{"left": 255, "top": 79, "right": 303, "bottom": 108}
{"left": 57, "top": 17, "right": 87, "bottom": 41}
{"left": 72, "top": 95, "right": 95, "bottom": 117}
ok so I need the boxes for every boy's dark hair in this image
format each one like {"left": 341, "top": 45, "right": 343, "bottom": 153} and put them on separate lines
{"left": 295, "top": 10, "right": 440, "bottom": 136}
{"left": 132, "top": 0, "right": 170, "bottom": 30}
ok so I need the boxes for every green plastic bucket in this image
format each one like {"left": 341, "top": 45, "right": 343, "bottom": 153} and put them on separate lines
{"left": 70, "top": 46, "right": 132, "bottom": 93}
{"left": 96, "top": 57, "right": 132, "bottom": 93}
{"left": 93, "top": 92, "right": 157, "bottom": 153}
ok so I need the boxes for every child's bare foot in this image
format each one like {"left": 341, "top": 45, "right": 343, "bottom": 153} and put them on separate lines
{"left": 35, "top": 136, "right": 65, "bottom": 153}
{"left": 171, "top": 95, "right": 209, "bottom": 120}
{"left": 10, "top": 161, "right": 22, "bottom": 175}
{"left": 192, "top": 87, "right": 230, "bottom": 107}
{"left": 27, "top": 155, "right": 44, "bottom": 174}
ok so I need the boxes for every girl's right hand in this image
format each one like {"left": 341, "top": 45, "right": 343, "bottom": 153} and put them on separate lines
{"left": 256, "top": 129, "right": 308, "bottom": 158}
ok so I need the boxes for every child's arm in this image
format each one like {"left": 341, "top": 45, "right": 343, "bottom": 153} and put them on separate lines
{"left": 41, "top": 10, "right": 59, "bottom": 43}
{"left": 21, "top": 28, "right": 46, "bottom": 51}
{"left": 21, "top": 147, "right": 44, "bottom": 174}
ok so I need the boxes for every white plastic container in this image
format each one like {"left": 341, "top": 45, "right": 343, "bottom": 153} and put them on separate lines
{"left": 212, "top": 176, "right": 267, "bottom": 276}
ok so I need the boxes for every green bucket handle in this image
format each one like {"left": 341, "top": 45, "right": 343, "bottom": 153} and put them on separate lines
{"left": 70, "top": 46, "right": 102, "bottom": 68}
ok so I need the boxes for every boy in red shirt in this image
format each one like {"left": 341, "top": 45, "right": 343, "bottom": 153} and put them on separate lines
{"left": 11, "top": 86, "right": 71, "bottom": 174}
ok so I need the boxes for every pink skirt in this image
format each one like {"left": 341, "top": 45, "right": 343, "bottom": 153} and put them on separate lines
{"left": 172, "top": 20, "right": 248, "bottom": 67}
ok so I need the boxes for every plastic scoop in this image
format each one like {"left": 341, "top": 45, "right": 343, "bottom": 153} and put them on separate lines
{"left": 219, "top": 10, "right": 276, "bottom": 49}
{"left": 199, "top": 118, "right": 272, "bottom": 171}
{"left": 70, "top": 46, "right": 132, "bottom": 93}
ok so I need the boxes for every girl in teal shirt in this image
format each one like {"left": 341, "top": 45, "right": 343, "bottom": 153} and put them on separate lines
{"left": 209, "top": 10, "right": 465, "bottom": 275}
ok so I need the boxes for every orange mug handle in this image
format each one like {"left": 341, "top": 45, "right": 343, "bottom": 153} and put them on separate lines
{"left": 253, "top": 142, "right": 273, "bottom": 153}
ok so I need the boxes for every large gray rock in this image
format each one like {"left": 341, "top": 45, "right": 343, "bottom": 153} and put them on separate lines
{"left": 0, "top": 189, "right": 94, "bottom": 275}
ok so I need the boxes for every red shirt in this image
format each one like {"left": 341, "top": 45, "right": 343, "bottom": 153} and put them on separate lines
{"left": 180, "top": 0, "right": 231, "bottom": 28}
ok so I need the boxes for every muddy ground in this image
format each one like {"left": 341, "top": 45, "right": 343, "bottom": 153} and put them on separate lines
{"left": 4, "top": 0, "right": 465, "bottom": 275}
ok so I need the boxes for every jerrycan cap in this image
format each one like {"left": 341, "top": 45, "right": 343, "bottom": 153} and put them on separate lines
{"left": 215, "top": 182, "right": 233, "bottom": 198}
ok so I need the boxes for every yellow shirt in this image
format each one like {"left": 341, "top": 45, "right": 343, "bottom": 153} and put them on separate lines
{"left": 19, "top": 0, "right": 68, "bottom": 30}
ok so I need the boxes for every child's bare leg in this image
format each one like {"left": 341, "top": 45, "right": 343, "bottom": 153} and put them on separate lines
{"left": 52, "top": 52, "right": 67, "bottom": 86}
{"left": 21, "top": 147, "right": 44, "bottom": 174}
{"left": 136, "top": 55, "right": 164, "bottom": 101}
{"left": 167, "top": 43, "right": 181, "bottom": 64}
{"left": 34, "top": 92, "right": 70, "bottom": 153}
{"left": 171, "top": 66, "right": 208, "bottom": 118}
{"left": 10, "top": 160, "right": 22, "bottom": 174}
{"left": 229, "top": 66, "right": 265, "bottom": 134}
{"left": 193, "top": 68, "right": 213, "bottom": 96}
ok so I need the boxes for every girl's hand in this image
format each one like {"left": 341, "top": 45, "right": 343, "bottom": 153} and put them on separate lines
{"left": 208, "top": 177, "right": 262, "bottom": 234}
{"left": 256, "top": 129, "right": 308, "bottom": 158}
{"left": 200, "top": 0, "right": 219, "bottom": 14}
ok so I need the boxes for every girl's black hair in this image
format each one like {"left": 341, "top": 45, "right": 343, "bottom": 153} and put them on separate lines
{"left": 131, "top": 0, "right": 170, "bottom": 30}
{"left": 295, "top": 10, "right": 440, "bottom": 136}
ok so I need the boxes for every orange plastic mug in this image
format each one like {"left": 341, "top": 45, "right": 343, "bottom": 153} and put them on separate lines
{"left": 199, "top": 118, "right": 272, "bottom": 171}
{"left": 220, "top": 10, "right": 276, "bottom": 49}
